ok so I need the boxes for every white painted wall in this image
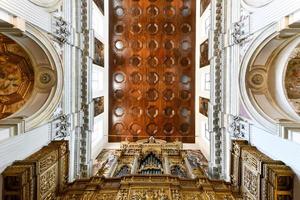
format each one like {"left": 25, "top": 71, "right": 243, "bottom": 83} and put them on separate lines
{"left": 196, "top": 1, "right": 211, "bottom": 161}
{"left": 0, "top": 124, "right": 51, "bottom": 198}
{"left": 92, "top": 114, "right": 106, "bottom": 159}
{"left": 91, "top": 0, "right": 109, "bottom": 161}
{"left": 92, "top": 64, "right": 105, "bottom": 98}
{"left": 92, "top": 1, "right": 105, "bottom": 42}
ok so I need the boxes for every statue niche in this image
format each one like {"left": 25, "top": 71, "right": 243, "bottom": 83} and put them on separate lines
{"left": 138, "top": 152, "right": 163, "bottom": 175}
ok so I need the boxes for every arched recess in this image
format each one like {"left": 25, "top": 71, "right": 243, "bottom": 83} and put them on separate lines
{"left": 0, "top": 23, "right": 63, "bottom": 133}
{"left": 240, "top": 23, "right": 300, "bottom": 136}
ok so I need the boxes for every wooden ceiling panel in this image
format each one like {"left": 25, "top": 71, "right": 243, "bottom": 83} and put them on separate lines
{"left": 109, "top": 0, "right": 195, "bottom": 143}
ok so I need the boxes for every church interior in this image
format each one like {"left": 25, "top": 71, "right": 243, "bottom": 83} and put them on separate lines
{"left": 0, "top": 0, "right": 300, "bottom": 199}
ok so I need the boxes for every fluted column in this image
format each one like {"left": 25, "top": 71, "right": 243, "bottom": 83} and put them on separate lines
{"left": 131, "top": 152, "right": 140, "bottom": 174}
{"left": 182, "top": 152, "right": 195, "bottom": 179}
{"left": 163, "top": 153, "right": 170, "bottom": 175}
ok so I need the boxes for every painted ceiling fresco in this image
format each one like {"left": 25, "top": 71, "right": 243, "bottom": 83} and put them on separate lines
{"left": 0, "top": 34, "right": 34, "bottom": 119}
{"left": 286, "top": 47, "right": 300, "bottom": 114}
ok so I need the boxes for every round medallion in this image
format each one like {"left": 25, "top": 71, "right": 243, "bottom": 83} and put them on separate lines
{"left": 39, "top": 73, "right": 51, "bottom": 84}
{"left": 115, "top": 40, "right": 125, "bottom": 50}
{"left": 147, "top": 5, "right": 159, "bottom": 17}
{"left": 130, "top": 55, "right": 142, "bottom": 67}
{"left": 114, "top": 23, "right": 125, "bottom": 34}
{"left": 163, "top": 89, "right": 175, "bottom": 101}
{"left": 164, "top": 123, "right": 174, "bottom": 135}
{"left": 180, "top": 75, "right": 191, "bottom": 84}
{"left": 114, "top": 72, "right": 125, "bottom": 83}
{"left": 129, "top": 123, "right": 142, "bottom": 135}
{"left": 147, "top": 23, "right": 159, "bottom": 35}
{"left": 115, "top": 6, "right": 125, "bottom": 17}
{"left": 163, "top": 107, "right": 175, "bottom": 118}
{"left": 131, "top": 23, "right": 142, "bottom": 34}
{"left": 247, "top": 69, "right": 267, "bottom": 91}
{"left": 180, "top": 57, "right": 191, "bottom": 67}
{"left": 114, "top": 89, "right": 124, "bottom": 100}
{"left": 251, "top": 74, "right": 264, "bottom": 85}
{"left": 163, "top": 72, "right": 176, "bottom": 85}
{"left": 147, "top": 72, "right": 159, "bottom": 85}
{"left": 163, "top": 23, "right": 176, "bottom": 35}
{"left": 147, "top": 56, "right": 159, "bottom": 67}
{"left": 180, "top": 107, "right": 191, "bottom": 118}
{"left": 181, "top": 6, "right": 191, "bottom": 17}
{"left": 164, "top": 6, "right": 176, "bottom": 18}
{"left": 179, "top": 123, "right": 190, "bottom": 134}
{"left": 180, "top": 90, "right": 191, "bottom": 101}
{"left": 180, "top": 40, "right": 192, "bottom": 51}
{"left": 114, "top": 107, "right": 125, "bottom": 117}
{"left": 131, "top": 6, "right": 142, "bottom": 17}
{"left": 147, "top": 106, "right": 159, "bottom": 119}
{"left": 181, "top": 23, "right": 192, "bottom": 33}
{"left": 146, "top": 123, "right": 159, "bottom": 135}
{"left": 146, "top": 88, "right": 159, "bottom": 101}
{"left": 130, "top": 72, "right": 143, "bottom": 84}
{"left": 148, "top": 40, "right": 159, "bottom": 51}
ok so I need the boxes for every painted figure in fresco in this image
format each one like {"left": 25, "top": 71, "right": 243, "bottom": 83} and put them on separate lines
{"left": 0, "top": 60, "right": 22, "bottom": 96}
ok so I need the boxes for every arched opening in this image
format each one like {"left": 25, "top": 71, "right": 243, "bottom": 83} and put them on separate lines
{"left": 240, "top": 25, "right": 300, "bottom": 135}
{"left": 0, "top": 25, "right": 63, "bottom": 138}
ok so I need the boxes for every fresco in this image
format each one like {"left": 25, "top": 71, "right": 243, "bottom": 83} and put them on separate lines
{"left": 0, "top": 34, "right": 34, "bottom": 119}
{"left": 285, "top": 55, "right": 300, "bottom": 114}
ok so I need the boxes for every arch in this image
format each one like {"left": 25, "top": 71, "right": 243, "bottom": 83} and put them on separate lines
{"left": 0, "top": 23, "right": 63, "bottom": 132}
{"left": 239, "top": 22, "right": 300, "bottom": 135}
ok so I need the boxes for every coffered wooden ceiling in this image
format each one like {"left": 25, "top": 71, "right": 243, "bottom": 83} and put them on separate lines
{"left": 109, "top": 0, "right": 195, "bottom": 143}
